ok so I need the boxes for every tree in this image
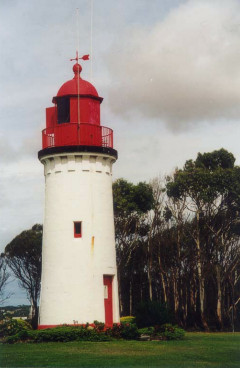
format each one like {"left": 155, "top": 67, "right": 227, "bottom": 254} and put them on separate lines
{"left": 4, "top": 224, "right": 42, "bottom": 328}
{"left": 145, "top": 178, "right": 165, "bottom": 302}
{"left": 0, "top": 254, "right": 10, "bottom": 305}
{"left": 166, "top": 148, "right": 240, "bottom": 329}
{"left": 113, "top": 179, "right": 154, "bottom": 315}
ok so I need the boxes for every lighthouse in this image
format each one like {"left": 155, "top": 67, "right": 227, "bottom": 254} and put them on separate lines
{"left": 38, "top": 55, "right": 120, "bottom": 328}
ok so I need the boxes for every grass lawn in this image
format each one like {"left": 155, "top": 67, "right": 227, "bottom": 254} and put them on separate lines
{"left": 1, "top": 332, "right": 240, "bottom": 368}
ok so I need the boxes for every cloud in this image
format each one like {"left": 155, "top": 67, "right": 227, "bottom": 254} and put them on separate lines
{"left": 0, "top": 130, "right": 40, "bottom": 164}
{"left": 106, "top": 0, "right": 240, "bottom": 130}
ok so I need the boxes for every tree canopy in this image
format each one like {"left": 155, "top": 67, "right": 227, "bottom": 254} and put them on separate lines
{"left": 4, "top": 224, "right": 42, "bottom": 327}
{"left": 113, "top": 179, "right": 154, "bottom": 216}
{"left": 0, "top": 254, "right": 10, "bottom": 305}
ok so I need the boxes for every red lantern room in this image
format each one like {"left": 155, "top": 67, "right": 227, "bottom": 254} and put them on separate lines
{"left": 40, "top": 60, "right": 115, "bottom": 156}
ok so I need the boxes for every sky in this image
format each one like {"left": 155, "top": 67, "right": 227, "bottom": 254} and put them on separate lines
{"left": 1, "top": 0, "right": 240, "bottom": 305}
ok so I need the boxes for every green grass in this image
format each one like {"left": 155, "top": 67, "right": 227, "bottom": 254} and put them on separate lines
{"left": 1, "top": 333, "right": 240, "bottom": 368}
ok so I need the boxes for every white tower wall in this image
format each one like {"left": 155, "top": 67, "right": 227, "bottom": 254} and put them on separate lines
{"left": 39, "top": 152, "right": 120, "bottom": 326}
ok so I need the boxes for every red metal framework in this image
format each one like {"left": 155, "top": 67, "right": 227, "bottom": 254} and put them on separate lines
{"left": 42, "top": 123, "right": 113, "bottom": 149}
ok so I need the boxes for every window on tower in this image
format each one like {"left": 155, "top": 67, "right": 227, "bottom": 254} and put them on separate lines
{"left": 57, "top": 97, "right": 70, "bottom": 124}
{"left": 74, "top": 222, "right": 82, "bottom": 238}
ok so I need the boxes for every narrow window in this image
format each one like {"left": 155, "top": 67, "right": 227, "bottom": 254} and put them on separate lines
{"left": 104, "top": 285, "right": 108, "bottom": 299}
{"left": 74, "top": 222, "right": 82, "bottom": 238}
{"left": 57, "top": 97, "right": 70, "bottom": 124}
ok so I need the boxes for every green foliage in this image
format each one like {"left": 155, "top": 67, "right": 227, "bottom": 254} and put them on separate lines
{"left": 33, "top": 326, "right": 111, "bottom": 343}
{"left": 113, "top": 179, "right": 154, "bottom": 216}
{"left": 137, "top": 324, "right": 185, "bottom": 340}
{"left": 138, "top": 326, "right": 154, "bottom": 335}
{"left": 3, "top": 334, "right": 20, "bottom": 344}
{"left": 120, "top": 323, "right": 140, "bottom": 340}
{"left": 166, "top": 149, "right": 239, "bottom": 204}
{"left": 93, "top": 320, "right": 105, "bottom": 332}
{"left": 120, "top": 316, "right": 136, "bottom": 324}
{"left": 138, "top": 323, "right": 185, "bottom": 340}
{"left": 2, "top": 323, "right": 184, "bottom": 344}
{"left": 4, "top": 329, "right": 35, "bottom": 343}
{"left": 4, "top": 225, "right": 42, "bottom": 328}
{"left": 3, "top": 326, "right": 112, "bottom": 343}
{"left": 5, "top": 224, "right": 42, "bottom": 261}
{"left": 195, "top": 148, "right": 235, "bottom": 170}
{"left": 105, "top": 324, "right": 122, "bottom": 339}
{"left": 106, "top": 323, "right": 139, "bottom": 340}
{"left": 0, "top": 318, "right": 32, "bottom": 338}
{"left": 2, "top": 323, "right": 140, "bottom": 344}
{"left": 135, "top": 301, "right": 172, "bottom": 328}
{"left": 154, "top": 324, "right": 185, "bottom": 340}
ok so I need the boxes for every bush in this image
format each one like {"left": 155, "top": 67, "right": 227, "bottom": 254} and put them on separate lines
{"left": 33, "top": 326, "right": 111, "bottom": 343}
{"left": 3, "top": 323, "right": 141, "bottom": 344}
{"left": 4, "top": 335, "right": 20, "bottom": 344}
{"left": 135, "top": 301, "right": 172, "bottom": 328}
{"left": 106, "top": 323, "right": 139, "bottom": 340}
{"left": 0, "top": 318, "right": 32, "bottom": 338}
{"left": 138, "top": 326, "right": 154, "bottom": 335}
{"left": 105, "top": 323, "right": 123, "bottom": 339}
{"left": 120, "top": 316, "right": 136, "bottom": 324}
{"left": 93, "top": 321, "right": 105, "bottom": 332}
{"left": 138, "top": 324, "right": 185, "bottom": 340}
{"left": 3, "top": 326, "right": 112, "bottom": 344}
{"left": 3, "top": 329, "right": 34, "bottom": 344}
{"left": 120, "top": 323, "right": 139, "bottom": 340}
{"left": 155, "top": 324, "right": 185, "bottom": 340}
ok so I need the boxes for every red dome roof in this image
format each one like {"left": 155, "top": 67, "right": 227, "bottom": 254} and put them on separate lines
{"left": 56, "top": 63, "right": 99, "bottom": 98}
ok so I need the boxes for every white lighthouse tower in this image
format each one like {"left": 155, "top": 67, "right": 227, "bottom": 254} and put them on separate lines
{"left": 38, "top": 55, "right": 120, "bottom": 328}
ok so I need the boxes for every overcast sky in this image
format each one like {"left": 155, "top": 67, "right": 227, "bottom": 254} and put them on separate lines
{"left": 1, "top": 0, "right": 240, "bottom": 305}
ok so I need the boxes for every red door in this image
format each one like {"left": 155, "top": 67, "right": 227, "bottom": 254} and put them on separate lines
{"left": 103, "top": 275, "right": 113, "bottom": 327}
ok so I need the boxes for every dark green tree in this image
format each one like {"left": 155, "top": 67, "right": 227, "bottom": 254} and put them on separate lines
{"left": 0, "top": 254, "right": 10, "bottom": 305}
{"left": 113, "top": 179, "right": 154, "bottom": 216}
{"left": 4, "top": 224, "right": 42, "bottom": 328}
{"left": 166, "top": 148, "right": 240, "bottom": 329}
{"left": 113, "top": 179, "right": 154, "bottom": 314}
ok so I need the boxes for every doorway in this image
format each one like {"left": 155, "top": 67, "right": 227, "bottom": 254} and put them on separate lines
{"left": 103, "top": 275, "right": 113, "bottom": 327}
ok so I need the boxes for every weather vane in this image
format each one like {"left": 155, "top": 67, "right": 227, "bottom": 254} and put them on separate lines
{"left": 70, "top": 51, "right": 90, "bottom": 63}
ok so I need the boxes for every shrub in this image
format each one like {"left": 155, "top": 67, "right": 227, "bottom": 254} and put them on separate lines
{"left": 138, "top": 326, "right": 154, "bottom": 335}
{"left": 0, "top": 318, "right": 32, "bottom": 338}
{"left": 3, "top": 323, "right": 141, "bottom": 344}
{"left": 3, "top": 329, "right": 34, "bottom": 344}
{"left": 4, "top": 334, "right": 20, "bottom": 344}
{"left": 137, "top": 324, "right": 184, "bottom": 340}
{"left": 2, "top": 326, "right": 113, "bottom": 344}
{"left": 120, "top": 323, "right": 139, "bottom": 340}
{"left": 17, "top": 330, "right": 32, "bottom": 341}
{"left": 105, "top": 323, "right": 123, "bottom": 339}
{"left": 155, "top": 324, "right": 185, "bottom": 340}
{"left": 93, "top": 321, "right": 105, "bottom": 332}
{"left": 135, "top": 301, "right": 172, "bottom": 328}
{"left": 106, "top": 323, "right": 139, "bottom": 340}
{"left": 120, "top": 316, "right": 136, "bottom": 324}
{"left": 32, "top": 326, "right": 111, "bottom": 343}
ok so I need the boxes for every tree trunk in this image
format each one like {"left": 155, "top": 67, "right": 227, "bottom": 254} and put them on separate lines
{"left": 172, "top": 273, "right": 179, "bottom": 316}
{"left": 140, "top": 284, "right": 143, "bottom": 302}
{"left": 158, "top": 253, "right": 167, "bottom": 303}
{"left": 118, "top": 274, "right": 123, "bottom": 315}
{"left": 160, "top": 272, "right": 167, "bottom": 303}
{"left": 196, "top": 211, "right": 208, "bottom": 330}
{"left": 147, "top": 241, "right": 153, "bottom": 301}
{"left": 129, "top": 280, "right": 133, "bottom": 316}
{"left": 216, "top": 265, "right": 222, "bottom": 328}
{"left": 31, "top": 300, "right": 38, "bottom": 329}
